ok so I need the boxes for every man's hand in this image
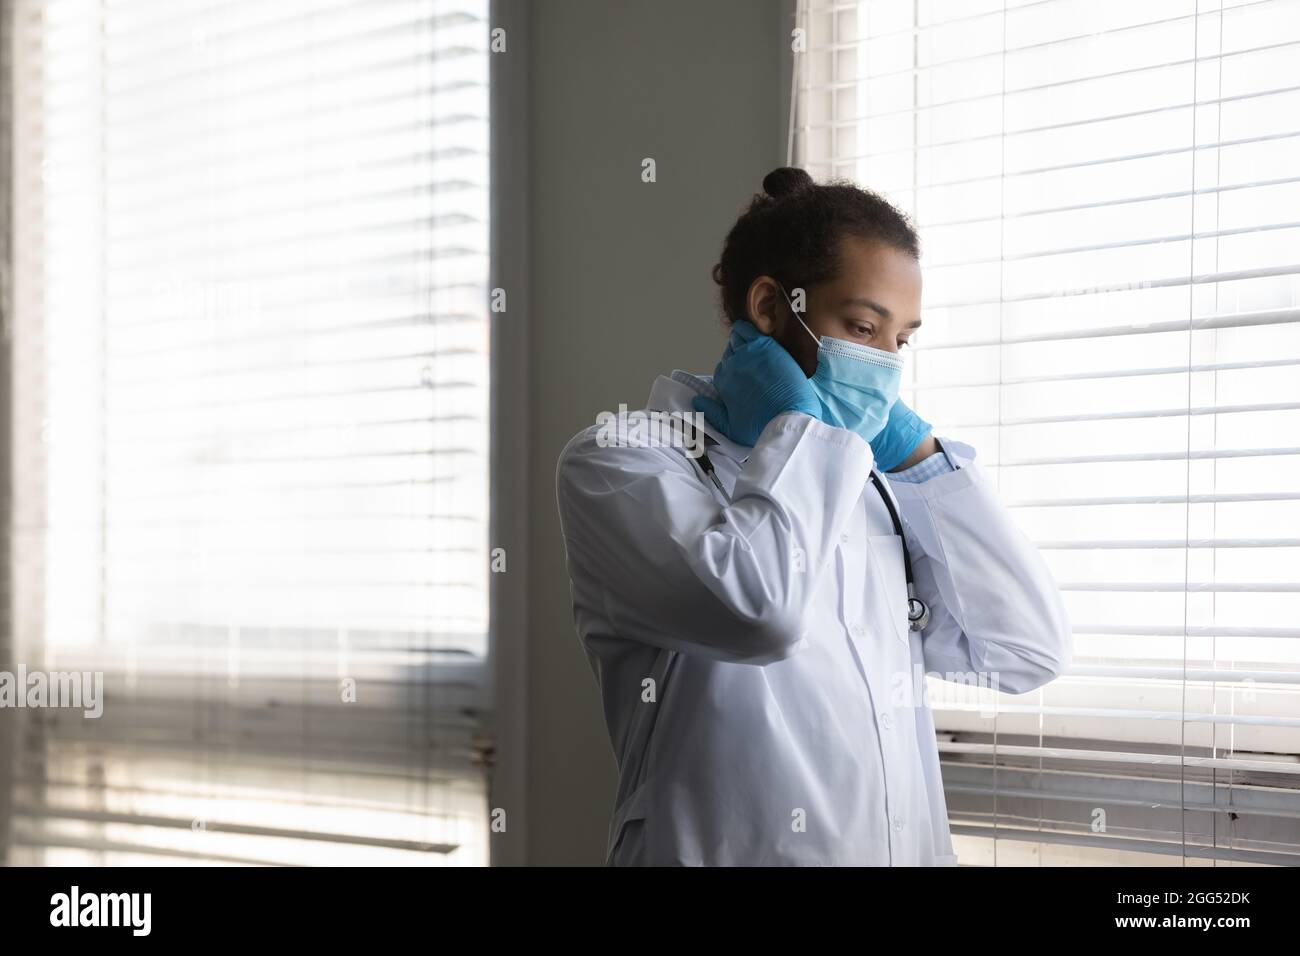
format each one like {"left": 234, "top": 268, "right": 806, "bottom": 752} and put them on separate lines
{"left": 692, "top": 320, "right": 822, "bottom": 447}
{"left": 870, "top": 397, "right": 933, "bottom": 471}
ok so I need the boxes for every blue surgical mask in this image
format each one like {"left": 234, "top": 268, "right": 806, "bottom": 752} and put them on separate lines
{"left": 780, "top": 284, "right": 902, "bottom": 442}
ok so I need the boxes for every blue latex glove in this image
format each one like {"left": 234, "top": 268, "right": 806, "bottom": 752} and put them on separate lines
{"left": 870, "top": 396, "right": 933, "bottom": 472}
{"left": 692, "top": 320, "right": 821, "bottom": 447}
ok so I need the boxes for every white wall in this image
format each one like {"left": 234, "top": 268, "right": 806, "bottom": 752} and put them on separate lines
{"left": 522, "top": 0, "right": 791, "bottom": 864}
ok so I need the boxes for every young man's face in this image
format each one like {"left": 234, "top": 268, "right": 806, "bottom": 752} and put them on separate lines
{"left": 748, "top": 237, "right": 923, "bottom": 378}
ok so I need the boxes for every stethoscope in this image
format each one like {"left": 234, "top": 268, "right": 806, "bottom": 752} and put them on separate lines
{"left": 685, "top": 424, "right": 931, "bottom": 633}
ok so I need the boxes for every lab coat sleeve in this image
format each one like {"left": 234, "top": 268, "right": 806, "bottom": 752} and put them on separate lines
{"left": 556, "top": 411, "right": 874, "bottom": 665}
{"left": 887, "top": 437, "right": 1073, "bottom": 694}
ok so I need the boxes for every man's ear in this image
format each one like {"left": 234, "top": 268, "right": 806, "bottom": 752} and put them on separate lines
{"left": 745, "top": 276, "right": 782, "bottom": 335}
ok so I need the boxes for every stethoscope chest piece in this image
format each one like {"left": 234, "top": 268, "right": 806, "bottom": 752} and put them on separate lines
{"left": 907, "top": 589, "right": 930, "bottom": 632}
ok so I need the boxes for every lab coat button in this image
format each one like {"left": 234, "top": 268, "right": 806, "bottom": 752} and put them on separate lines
{"left": 892, "top": 816, "right": 904, "bottom": 832}
{"left": 840, "top": 533, "right": 850, "bottom": 544}
{"left": 880, "top": 712, "right": 893, "bottom": 730}
{"left": 852, "top": 623, "right": 865, "bottom": 637}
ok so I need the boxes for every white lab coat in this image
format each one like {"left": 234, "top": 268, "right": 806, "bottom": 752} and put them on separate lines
{"left": 555, "top": 371, "right": 1073, "bottom": 866}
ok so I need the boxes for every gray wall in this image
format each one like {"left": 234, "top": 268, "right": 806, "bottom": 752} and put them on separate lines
{"left": 523, "top": 0, "right": 790, "bottom": 863}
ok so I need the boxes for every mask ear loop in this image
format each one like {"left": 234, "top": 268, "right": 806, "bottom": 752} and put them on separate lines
{"left": 778, "top": 282, "right": 821, "bottom": 350}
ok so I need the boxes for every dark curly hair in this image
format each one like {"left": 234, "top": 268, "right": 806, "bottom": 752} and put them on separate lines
{"left": 712, "top": 167, "right": 920, "bottom": 325}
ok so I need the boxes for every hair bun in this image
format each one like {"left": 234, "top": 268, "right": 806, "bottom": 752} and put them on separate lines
{"left": 762, "top": 166, "right": 814, "bottom": 199}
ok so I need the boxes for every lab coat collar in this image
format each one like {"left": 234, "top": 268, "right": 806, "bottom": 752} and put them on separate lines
{"left": 646, "top": 370, "right": 753, "bottom": 463}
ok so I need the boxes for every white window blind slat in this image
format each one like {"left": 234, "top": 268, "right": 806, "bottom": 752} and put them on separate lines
{"left": 796, "top": 0, "right": 1300, "bottom": 864}
{"left": 11, "top": 0, "right": 492, "bottom": 865}
{"left": 939, "top": 742, "right": 1300, "bottom": 776}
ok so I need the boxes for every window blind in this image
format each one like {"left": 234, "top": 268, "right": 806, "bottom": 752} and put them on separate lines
{"left": 9, "top": 0, "right": 491, "bottom": 865}
{"left": 795, "top": 0, "right": 1300, "bottom": 865}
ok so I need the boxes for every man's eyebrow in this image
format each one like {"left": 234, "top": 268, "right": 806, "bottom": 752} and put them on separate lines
{"left": 840, "top": 297, "right": 922, "bottom": 329}
{"left": 840, "top": 297, "right": 891, "bottom": 318}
